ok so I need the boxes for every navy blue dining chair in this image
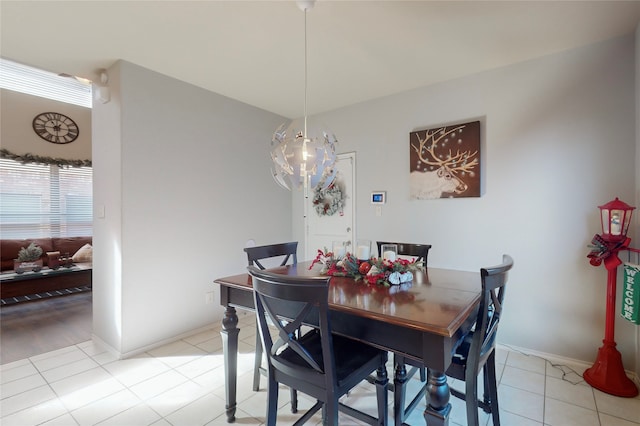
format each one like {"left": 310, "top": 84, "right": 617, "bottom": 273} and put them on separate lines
{"left": 248, "top": 266, "right": 389, "bottom": 425}
{"left": 375, "top": 241, "right": 432, "bottom": 425}
{"left": 398, "top": 254, "right": 514, "bottom": 426}
{"left": 244, "top": 242, "right": 299, "bottom": 410}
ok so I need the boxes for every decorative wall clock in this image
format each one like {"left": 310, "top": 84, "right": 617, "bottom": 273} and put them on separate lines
{"left": 32, "top": 112, "right": 79, "bottom": 144}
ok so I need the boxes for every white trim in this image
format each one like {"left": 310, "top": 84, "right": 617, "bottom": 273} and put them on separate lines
{"left": 94, "top": 323, "right": 221, "bottom": 360}
{"left": 498, "top": 343, "right": 639, "bottom": 384}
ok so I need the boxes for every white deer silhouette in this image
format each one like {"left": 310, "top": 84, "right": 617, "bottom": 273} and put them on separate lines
{"left": 410, "top": 125, "right": 478, "bottom": 199}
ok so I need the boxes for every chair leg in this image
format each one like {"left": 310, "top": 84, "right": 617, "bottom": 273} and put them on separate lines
{"left": 465, "top": 369, "right": 480, "bottom": 426}
{"left": 290, "top": 387, "right": 298, "bottom": 413}
{"left": 485, "top": 352, "right": 500, "bottom": 426}
{"left": 420, "top": 366, "right": 426, "bottom": 382}
{"left": 253, "top": 322, "right": 262, "bottom": 392}
{"left": 375, "top": 356, "right": 389, "bottom": 426}
{"left": 324, "top": 397, "right": 339, "bottom": 425}
{"left": 265, "top": 376, "right": 279, "bottom": 426}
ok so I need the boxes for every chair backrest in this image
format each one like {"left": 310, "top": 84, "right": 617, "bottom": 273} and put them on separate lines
{"left": 468, "top": 254, "right": 514, "bottom": 372}
{"left": 376, "top": 241, "right": 432, "bottom": 264}
{"left": 247, "top": 265, "right": 337, "bottom": 398}
{"left": 244, "top": 242, "right": 298, "bottom": 270}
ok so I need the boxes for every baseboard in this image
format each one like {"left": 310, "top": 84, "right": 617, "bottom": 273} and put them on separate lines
{"left": 92, "top": 323, "right": 220, "bottom": 360}
{"left": 90, "top": 334, "right": 122, "bottom": 360}
{"left": 498, "top": 343, "right": 639, "bottom": 384}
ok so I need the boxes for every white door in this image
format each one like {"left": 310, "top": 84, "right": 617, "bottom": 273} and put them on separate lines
{"left": 305, "top": 152, "right": 356, "bottom": 260}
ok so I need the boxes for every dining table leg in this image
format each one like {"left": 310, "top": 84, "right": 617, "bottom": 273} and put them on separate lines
{"left": 221, "top": 305, "right": 239, "bottom": 423}
{"left": 424, "top": 369, "right": 451, "bottom": 426}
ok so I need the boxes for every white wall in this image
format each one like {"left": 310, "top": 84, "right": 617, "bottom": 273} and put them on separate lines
{"left": 92, "top": 61, "right": 292, "bottom": 356}
{"left": 295, "top": 35, "right": 638, "bottom": 368}
{"left": 1, "top": 89, "right": 91, "bottom": 160}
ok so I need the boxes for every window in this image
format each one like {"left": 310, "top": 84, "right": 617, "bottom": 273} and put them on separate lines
{"left": 0, "top": 159, "right": 92, "bottom": 239}
{"left": 0, "top": 58, "right": 92, "bottom": 107}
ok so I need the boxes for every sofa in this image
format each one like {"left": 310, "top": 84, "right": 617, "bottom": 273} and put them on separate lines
{"left": 1, "top": 236, "right": 92, "bottom": 300}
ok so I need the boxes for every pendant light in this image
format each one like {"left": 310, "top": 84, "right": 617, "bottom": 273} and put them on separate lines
{"left": 270, "top": 0, "right": 338, "bottom": 192}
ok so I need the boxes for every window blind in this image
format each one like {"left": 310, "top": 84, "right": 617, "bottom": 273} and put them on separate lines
{"left": 0, "top": 58, "right": 92, "bottom": 108}
{"left": 0, "top": 159, "right": 93, "bottom": 239}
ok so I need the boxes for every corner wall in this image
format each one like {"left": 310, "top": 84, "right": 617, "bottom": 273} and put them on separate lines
{"left": 92, "top": 61, "right": 292, "bottom": 356}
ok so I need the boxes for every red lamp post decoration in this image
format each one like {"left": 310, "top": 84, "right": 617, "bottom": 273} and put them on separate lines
{"left": 584, "top": 197, "right": 638, "bottom": 397}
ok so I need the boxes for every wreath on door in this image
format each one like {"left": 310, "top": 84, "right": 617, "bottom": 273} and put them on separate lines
{"left": 312, "top": 181, "right": 345, "bottom": 217}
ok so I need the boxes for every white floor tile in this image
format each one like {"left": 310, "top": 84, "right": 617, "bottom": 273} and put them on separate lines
{"left": 128, "top": 369, "right": 190, "bottom": 401}
{"left": 544, "top": 397, "right": 600, "bottom": 426}
{"left": 500, "top": 365, "right": 545, "bottom": 395}
{"left": 3, "top": 335, "right": 640, "bottom": 426}
{"left": 1, "top": 360, "right": 39, "bottom": 384}
{"left": 600, "top": 412, "right": 640, "bottom": 426}
{"left": 174, "top": 353, "right": 225, "bottom": 379}
{"left": 70, "top": 388, "right": 142, "bottom": 425}
{"left": 545, "top": 375, "right": 596, "bottom": 410}
{"left": 94, "top": 402, "right": 162, "bottom": 426}
{"left": 49, "top": 367, "right": 126, "bottom": 411}
{"left": 40, "top": 412, "right": 80, "bottom": 425}
{"left": 0, "top": 397, "right": 69, "bottom": 426}
{"left": 504, "top": 351, "right": 546, "bottom": 375}
{"left": 546, "top": 360, "right": 587, "bottom": 383}
{"left": 498, "top": 409, "right": 544, "bottom": 425}
{"left": 1, "top": 384, "right": 58, "bottom": 417}
{"left": 498, "top": 384, "right": 544, "bottom": 422}
{"left": 41, "top": 356, "right": 100, "bottom": 383}
{"left": 102, "top": 355, "right": 170, "bottom": 388}
{"left": 164, "top": 392, "right": 228, "bottom": 426}
{"left": 594, "top": 389, "right": 640, "bottom": 423}
{"left": 144, "top": 379, "right": 210, "bottom": 418}
{"left": 194, "top": 335, "right": 224, "bottom": 353}
{"left": 31, "top": 347, "right": 90, "bottom": 373}
{"left": 1, "top": 371, "right": 48, "bottom": 398}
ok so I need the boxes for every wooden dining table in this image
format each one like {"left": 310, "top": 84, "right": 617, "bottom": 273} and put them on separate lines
{"left": 213, "top": 261, "right": 481, "bottom": 426}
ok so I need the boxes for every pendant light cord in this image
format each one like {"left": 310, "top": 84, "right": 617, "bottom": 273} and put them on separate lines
{"left": 303, "top": 7, "right": 308, "bottom": 138}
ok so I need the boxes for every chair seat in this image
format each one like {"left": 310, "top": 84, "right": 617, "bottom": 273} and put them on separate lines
{"left": 279, "top": 329, "right": 385, "bottom": 389}
{"left": 447, "top": 329, "right": 498, "bottom": 379}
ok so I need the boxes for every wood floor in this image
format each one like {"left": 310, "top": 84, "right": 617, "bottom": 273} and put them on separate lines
{"left": 0, "top": 292, "right": 92, "bottom": 364}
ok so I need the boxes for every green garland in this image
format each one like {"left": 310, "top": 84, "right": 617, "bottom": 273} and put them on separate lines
{"left": 0, "top": 148, "right": 91, "bottom": 168}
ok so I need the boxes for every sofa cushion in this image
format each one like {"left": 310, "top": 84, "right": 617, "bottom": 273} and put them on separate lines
{"left": 72, "top": 243, "right": 93, "bottom": 263}
{"left": 52, "top": 237, "right": 93, "bottom": 258}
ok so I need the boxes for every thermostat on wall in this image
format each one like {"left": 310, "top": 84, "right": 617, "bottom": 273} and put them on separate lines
{"left": 371, "top": 191, "right": 386, "bottom": 204}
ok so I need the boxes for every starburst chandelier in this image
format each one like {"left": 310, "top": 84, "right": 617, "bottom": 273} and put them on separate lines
{"left": 270, "top": 0, "right": 338, "bottom": 192}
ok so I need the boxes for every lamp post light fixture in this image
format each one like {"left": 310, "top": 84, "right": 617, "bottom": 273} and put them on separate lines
{"left": 598, "top": 197, "right": 635, "bottom": 242}
{"left": 584, "top": 197, "right": 638, "bottom": 397}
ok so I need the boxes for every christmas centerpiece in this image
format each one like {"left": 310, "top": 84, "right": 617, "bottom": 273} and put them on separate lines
{"left": 309, "top": 248, "right": 424, "bottom": 286}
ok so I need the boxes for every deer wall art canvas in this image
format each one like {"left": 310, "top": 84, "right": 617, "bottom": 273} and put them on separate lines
{"left": 409, "top": 120, "right": 481, "bottom": 199}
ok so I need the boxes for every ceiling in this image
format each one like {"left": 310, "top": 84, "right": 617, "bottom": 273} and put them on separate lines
{"left": 2, "top": 1, "right": 640, "bottom": 119}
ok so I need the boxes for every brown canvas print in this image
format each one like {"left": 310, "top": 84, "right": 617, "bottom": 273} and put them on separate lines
{"left": 410, "top": 120, "right": 481, "bottom": 199}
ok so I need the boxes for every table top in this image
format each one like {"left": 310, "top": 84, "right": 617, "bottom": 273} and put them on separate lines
{"left": 214, "top": 261, "right": 481, "bottom": 338}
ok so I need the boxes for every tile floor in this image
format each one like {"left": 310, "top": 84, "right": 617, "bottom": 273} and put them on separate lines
{"left": 2, "top": 312, "right": 640, "bottom": 426}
